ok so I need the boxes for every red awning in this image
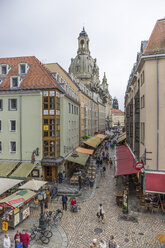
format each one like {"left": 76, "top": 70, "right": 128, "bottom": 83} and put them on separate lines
{"left": 116, "top": 145, "right": 137, "bottom": 176}
{"left": 145, "top": 172, "right": 165, "bottom": 194}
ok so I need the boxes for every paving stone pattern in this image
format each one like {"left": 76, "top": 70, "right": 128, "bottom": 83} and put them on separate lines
{"left": 0, "top": 147, "right": 165, "bottom": 248}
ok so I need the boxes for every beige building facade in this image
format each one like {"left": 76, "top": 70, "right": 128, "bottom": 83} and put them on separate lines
{"left": 111, "top": 109, "right": 124, "bottom": 128}
{"left": 125, "top": 18, "right": 165, "bottom": 194}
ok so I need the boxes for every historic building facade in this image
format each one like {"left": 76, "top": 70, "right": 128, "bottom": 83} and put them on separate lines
{"left": 69, "top": 28, "right": 112, "bottom": 132}
{"left": 125, "top": 18, "right": 165, "bottom": 194}
{"left": 0, "top": 56, "right": 63, "bottom": 182}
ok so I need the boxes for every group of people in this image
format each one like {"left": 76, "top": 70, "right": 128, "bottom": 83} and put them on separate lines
{"left": 90, "top": 235, "right": 118, "bottom": 248}
{"left": 62, "top": 194, "right": 77, "bottom": 212}
{"left": 3, "top": 230, "right": 30, "bottom": 248}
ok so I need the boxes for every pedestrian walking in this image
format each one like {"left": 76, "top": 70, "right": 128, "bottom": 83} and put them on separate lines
{"left": 90, "top": 239, "right": 98, "bottom": 248}
{"left": 109, "top": 158, "right": 113, "bottom": 168}
{"left": 58, "top": 171, "right": 63, "bottom": 183}
{"left": 20, "top": 230, "right": 30, "bottom": 248}
{"left": 78, "top": 175, "right": 82, "bottom": 191}
{"left": 108, "top": 235, "right": 118, "bottom": 248}
{"left": 44, "top": 201, "right": 49, "bottom": 215}
{"left": 62, "top": 194, "right": 68, "bottom": 210}
{"left": 103, "top": 166, "right": 106, "bottom": 176}
{"left": 99, "top": 240, "right": 106, "bottom": 248}
{"left": 14, "top": 231, "right": 21, "bottom": 248}
{"left": 3, "top": 234, "right": 10, "bottom": 248}
{"left": 97, "top": 204, "right": 105, "bottom": 223}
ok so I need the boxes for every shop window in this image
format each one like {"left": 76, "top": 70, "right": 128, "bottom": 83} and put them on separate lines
{"left": 45, "top": 167, "right": 52, "bottom": 177}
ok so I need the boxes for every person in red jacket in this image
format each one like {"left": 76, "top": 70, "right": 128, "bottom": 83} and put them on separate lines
{"left": 20, "top": 230, "right": 30, "bottom": 248}
{"left": 71, "top": 198, "right": 77, "bottom": 212}
{"left": 14, "top": 230, "right": 21, "bottom": 247}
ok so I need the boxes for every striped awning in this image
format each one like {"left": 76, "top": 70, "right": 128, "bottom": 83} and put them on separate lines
{"left": 67, "top": 152, "right": 89, "bottom": 166}
{"left": 10, "top": 163, "right": 36, "bottom": 179}
{"left": 0, "top": 161, "right": 18, "bottom": 177}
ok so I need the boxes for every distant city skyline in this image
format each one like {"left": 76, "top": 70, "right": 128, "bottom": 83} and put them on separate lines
{"left": 0, "top": 0, "right": 165, "bottom": 110}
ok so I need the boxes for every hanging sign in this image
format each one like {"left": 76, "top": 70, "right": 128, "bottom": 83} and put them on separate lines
{"left": 135, "top": 162, "right": 143, "bottom": 171}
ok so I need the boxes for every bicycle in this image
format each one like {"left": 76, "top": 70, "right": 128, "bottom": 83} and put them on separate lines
{"left": 46, "top": 209, "right": 63, "bottom": 227}
{"left": 30, "top": 225, "right": 52, "bottom": 244}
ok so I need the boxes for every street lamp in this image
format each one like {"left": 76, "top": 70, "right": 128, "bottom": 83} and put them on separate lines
{"left": 38, "top": 187, "right": 47, "bottom": 230}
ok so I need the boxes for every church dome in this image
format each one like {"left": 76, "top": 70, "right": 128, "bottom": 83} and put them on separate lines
{"left": 69, "top": 28, "right": 100, "bottom": 86}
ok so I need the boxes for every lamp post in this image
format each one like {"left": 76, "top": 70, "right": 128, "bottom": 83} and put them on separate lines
{"left": 38, "top": 187, "right": 47, "bottom": 230}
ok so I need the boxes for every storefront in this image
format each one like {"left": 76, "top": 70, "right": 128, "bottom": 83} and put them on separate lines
{"left": 0, "top": 190, "right": 36, "bottom": 229}
{"left": 41, "top": 157, "right": 64, "bottom": 181}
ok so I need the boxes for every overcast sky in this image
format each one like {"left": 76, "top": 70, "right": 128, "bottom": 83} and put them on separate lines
{"left": 0, "top": 0, "right": 165, "bottom": 110}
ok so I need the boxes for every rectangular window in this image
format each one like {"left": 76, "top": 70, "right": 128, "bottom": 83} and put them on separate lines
{"left": 0, "top": 100, "right": 2, "bottom": 111}
{"left": 0, "top": 141, "right": 2, "bottom": 153}
{"left": 12, "top": 77, "right": 18, "bottom": 88}
{"left": 10, "top": 141, "right": 16, "bottom": 153}
{"left": 68, "top": 103, "right": 71, "bottom": 113}
{"left": 20, "top": 64, "right": 26, "bottom": 74}
{"left": 9, "top": 99, "right": 17, "bottom": 111}
{"left": 2, "top": 65, "right": 7, "bottom": 75}
{"left": 44, "top": 141, "right": 49, "bottom": 158}
{"left": 56, "top": 96, "right": 60, "bottom": 110}
{"left": 56, "top": 140, "right": 60, "bottom": 158}
{"left": 10, "top": 120, "right": 16, "bottom": 132}
{"left": 0, "top": 120, "right": 1, "bottom": 132}
{"left": 50, "top": 141, "right": 55, "bottom": 158}
{"left": 72, "top": 105, "right": 73, "bottom": 114}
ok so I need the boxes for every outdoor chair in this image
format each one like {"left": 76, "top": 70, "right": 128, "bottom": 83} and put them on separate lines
{"left": 152, "top": 204, "right": 159, "bottom": 214}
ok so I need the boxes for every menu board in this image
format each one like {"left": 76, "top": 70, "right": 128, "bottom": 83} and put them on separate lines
{"left": 23, "top": 207, "right": 30, "bottom": 220}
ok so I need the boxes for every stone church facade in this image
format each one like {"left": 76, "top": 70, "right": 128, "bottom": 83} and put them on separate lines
{"left": 69, "top": 28, "right": 112, "bottom": 130}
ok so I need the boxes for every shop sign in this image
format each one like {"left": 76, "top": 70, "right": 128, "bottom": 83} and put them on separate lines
{"left": 135, "top": 162, "right": 143, "bottom": 171}
{"left": 14, "top": 213, "right": 20, "bottom": 226}
{"left": 0, "top": 203, "right": 14, "bottom": 209}
{"left": 44, "top": 125, "right": 49, "bottom": 131}
{"left": 8, "top": 198, "right": 25, "bottom": 206}
{"left": 23, "top": 207, "right": 30, "bottom": 220}
{"left": 2, "top": 222, "right": 8, "bottom": 231}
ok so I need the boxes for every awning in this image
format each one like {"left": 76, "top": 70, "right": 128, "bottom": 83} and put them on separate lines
{"left": 0, "top": 190, "right": 36, "bottom": 209}
{"left": 117, "top": 132, "right": 126, "bottom": 144}
{"left": 96, "top": 134, "right": 106, "bottom": 139}
{"left": 145, "top": 172, "right": 165, "bottom": 194}
{"left": 0, "top": 161, "right": 18, "bottom": 177}
{"left": 84, "top": 136, "right": 103, "bottom": 148}
{"left": 67, "top": 152, "right": 89, "bottom": 166}
{"left": 19, "top": 179, "right": 47, "bottom": 191}
{"left": 116, "top": 145, "right": 137, "bottom": 176}
{"left": 0, "top": 178, "right": 23, "bottom": 196}
{"left": 10, "top": 163, "right": 36, "bottom": 179}
{"left": 76, "top": 147, "right": 94, "bottom": 155}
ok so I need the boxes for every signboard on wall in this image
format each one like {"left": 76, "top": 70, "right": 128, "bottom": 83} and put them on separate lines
{"left": 23, "top": 207, "right": 30, "bottom": 220}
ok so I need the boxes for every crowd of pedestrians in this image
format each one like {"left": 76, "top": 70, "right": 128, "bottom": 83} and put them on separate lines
{"left": 3, "top": 230, "right": 30, "bottom": 248}
{"left": 90, "top": 235, "right": 119, "bottom": 248}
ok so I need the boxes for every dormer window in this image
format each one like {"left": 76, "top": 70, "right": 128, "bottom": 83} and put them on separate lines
{"left": 12, "top": 77, "right": 18, "bottom": 88}
{"left": 2, "top": 65, "right": 7, "bottom": 75}
{"left": 20, "top": 64, "right": 26, "bottom": 74}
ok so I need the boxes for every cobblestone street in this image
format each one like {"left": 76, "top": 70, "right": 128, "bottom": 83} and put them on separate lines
{"left": 0, "top": 149, "right": 165, "bottom": 248}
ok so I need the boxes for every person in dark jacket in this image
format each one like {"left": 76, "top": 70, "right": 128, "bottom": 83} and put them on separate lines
{"left": 58, "top": 172, "right": 63, "bottom": 183}
{"left": 20, "top": 230, "right": 30, "bottom": 248}
{"left": 78, "top": 175, "right": 82, "bottom": 191}
{"left": 62, "top": 194, "right": 68, "bottom": 210}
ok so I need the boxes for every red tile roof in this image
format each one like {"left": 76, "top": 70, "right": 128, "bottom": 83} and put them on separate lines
{"left": 0, "top": 56, "right": 63, "bottom": 92}
{"left": 112, "top": 109, "right": 124, "bottom": 115}
{"left": 143, "top": 18, "right": 165, "bottom": 55}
